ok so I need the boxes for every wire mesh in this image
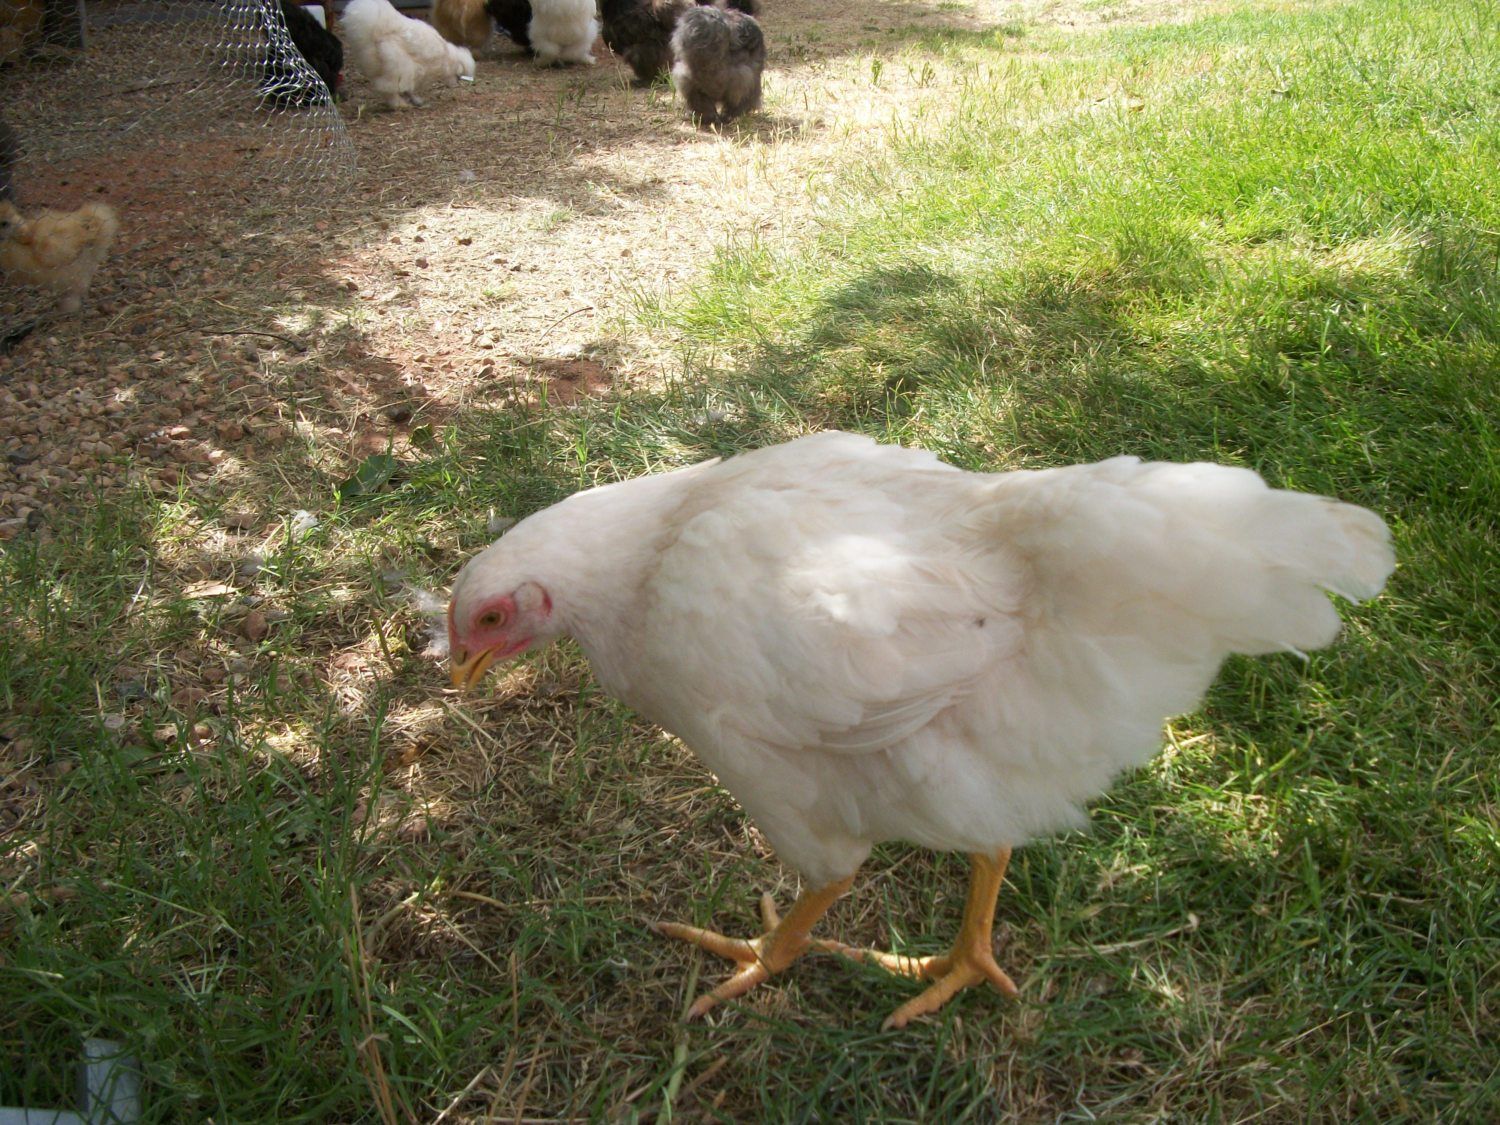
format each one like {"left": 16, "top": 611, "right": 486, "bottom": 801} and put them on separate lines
{"left": 2, "top": 0, "right": 355, "bottom": 334}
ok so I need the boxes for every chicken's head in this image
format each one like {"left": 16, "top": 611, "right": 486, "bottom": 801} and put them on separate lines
{"left": 447, "top": 573, "right": 553, "bottom": 690}
{"left": 446, "top": 476, "right": 641, "bottom": 689}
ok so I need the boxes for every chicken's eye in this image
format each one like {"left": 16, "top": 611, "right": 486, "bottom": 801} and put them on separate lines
{"left": 477, "top": 609, "right": 506, "bottom": 630}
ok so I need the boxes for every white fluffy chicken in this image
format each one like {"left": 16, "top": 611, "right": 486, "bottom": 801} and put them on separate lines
{"left": 448, "top": 431, "right": 1393, "bottom": 1028}
{"left": 341, "top": 0, "right": 475, "bottom": 109}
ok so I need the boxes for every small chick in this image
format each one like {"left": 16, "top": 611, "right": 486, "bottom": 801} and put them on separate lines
{"left": 0, "top": 200, "right": 120, "bottom": 314}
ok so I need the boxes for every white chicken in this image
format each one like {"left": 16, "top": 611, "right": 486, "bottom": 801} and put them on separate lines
{"left": 341, "top": 0, "right": 475, "bottom": 109}
{"left": 447, "top": 431, "right": 1394, "bottom": 1028}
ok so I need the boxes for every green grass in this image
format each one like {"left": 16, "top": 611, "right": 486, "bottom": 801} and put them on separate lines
{"left": 4, "top": 0, "right": 1499, "bottom": 1119}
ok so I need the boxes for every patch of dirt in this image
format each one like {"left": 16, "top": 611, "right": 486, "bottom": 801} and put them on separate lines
{"left": 0, "top": 0, "right": 1220, "bottom": 530}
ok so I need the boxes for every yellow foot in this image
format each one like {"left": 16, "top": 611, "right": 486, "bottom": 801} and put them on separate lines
{"left": 821, "top": 939, "right": 1019, "bottom": 1029}
{"left": 652, "top": 875, "right": 853, "bottom": 1020}
{"left": 653, "top": 894, "right": 806, "bottom": 1018}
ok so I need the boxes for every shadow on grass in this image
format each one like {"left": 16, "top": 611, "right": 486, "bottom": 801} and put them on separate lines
{"left": 5, "top": 222, "right": 1496, "bottom": 1116}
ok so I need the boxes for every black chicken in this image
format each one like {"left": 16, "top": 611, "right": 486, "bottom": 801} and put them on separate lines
{"left": 485, "top": 0, "right": 533, "bottom": 50}
{"left": 261, "top": 0, "right": 345, "bottom": 106}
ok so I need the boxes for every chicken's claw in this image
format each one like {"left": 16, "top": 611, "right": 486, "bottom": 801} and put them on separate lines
{"left": 880, "top": 948, "right": 1018, "bottom": 1030}
{"left": 821, "top": 849, "right": 1020, "bottom": 1030}
{"left": 821, "top": 941, "right": 1018, "bottom": 1029}
{"left": 651, "top": 880, "right": 852, "bottom": 1020}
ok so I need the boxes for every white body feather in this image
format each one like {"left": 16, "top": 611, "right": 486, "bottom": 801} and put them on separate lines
{"left": 457, "top": 432, "right": 1394, "bottom": 886}
{"left": 341, "top": 0, "right": 476, "bottom": 108}
{"left": 527, "top": 0, "right": 598, "bottom": 65}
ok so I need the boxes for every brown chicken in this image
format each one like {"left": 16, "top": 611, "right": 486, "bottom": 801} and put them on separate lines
{"left": 0, "top": 200, "right": 120, "bottom": 314}
{"left": 432, "top": 0, "right": 492, "bottom": 50}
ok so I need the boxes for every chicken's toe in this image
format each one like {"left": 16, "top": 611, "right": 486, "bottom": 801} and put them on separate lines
{"left": 881, "top": 948, "right": 1018, "bottom": 1030}
{"left": 815, "top": 940, "right": 950, "bottom": 980}
{"left": 651, "top": 876, "right": 854, "bottom": 1019}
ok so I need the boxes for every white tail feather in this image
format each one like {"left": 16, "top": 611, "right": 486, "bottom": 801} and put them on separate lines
{"left": 977, "top": 458, "right": 1394, "bottom": 729}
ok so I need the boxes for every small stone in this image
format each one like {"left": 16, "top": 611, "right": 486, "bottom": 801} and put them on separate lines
{"left": 240, "top": 610, "right": 269, "bottom": 642}
{"left": 383, "top": 403, "right": 414, "bottom": 424}
{"left": 224, "top": 511, "right": 259, "bottom": 531}
{"left": 171, "top": 685, "right": 207, "bottom": 709}
{"left": 101, "top": 712, "right": 128, "bottom": 732}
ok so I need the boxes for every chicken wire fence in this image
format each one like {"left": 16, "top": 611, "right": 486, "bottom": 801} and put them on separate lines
{"left": 3, "top": 0, "right": 354, "bottom": 186}
{"left": 2, "top": 0, "right": 355, "bottom": 334}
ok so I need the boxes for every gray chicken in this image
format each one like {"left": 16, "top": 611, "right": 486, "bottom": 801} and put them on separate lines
{"left": 670, "top": 3, "right": 764, "bottom": 128}
{"left": 602, "top": 0, "right": 757, "bottom": 86}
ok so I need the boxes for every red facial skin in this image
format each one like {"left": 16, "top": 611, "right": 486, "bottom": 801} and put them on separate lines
{"left": 448, "top": 586, "right": 553, "bottom": 687}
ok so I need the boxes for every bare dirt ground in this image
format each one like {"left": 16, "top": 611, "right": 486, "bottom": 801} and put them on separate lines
{"left": 0, "top": 0, "right": 1217, "bottom": 531}
{"left": 0, "top": 0, "right": 1040, "bottom": 531}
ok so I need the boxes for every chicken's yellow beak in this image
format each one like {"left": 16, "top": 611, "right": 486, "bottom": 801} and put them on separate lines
{"left": 449, "top": 646, "right": 497, "bottom": 691}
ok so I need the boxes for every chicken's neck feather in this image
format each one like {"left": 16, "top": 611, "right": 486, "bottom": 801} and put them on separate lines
{"left": 505, "top": 462, "right": 710, "bottom": 695}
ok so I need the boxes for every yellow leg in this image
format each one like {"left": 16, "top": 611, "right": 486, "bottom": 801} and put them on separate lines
{"left": 653, "top": 874, "right": 855, "bottom": 1019}
{"left": 821, "top": 849, "right": 1019, "bottom": 1030}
